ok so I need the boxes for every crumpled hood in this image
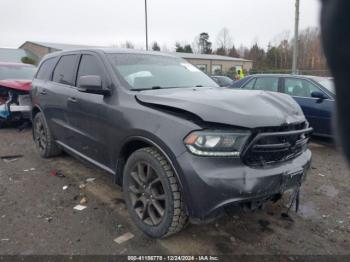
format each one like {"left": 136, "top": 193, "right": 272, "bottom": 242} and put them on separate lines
{"left": 136, "top": 87, "right": 305, "bottom": 128}
{"left": 0, "top": 79, "right": 32, "bottom": 92}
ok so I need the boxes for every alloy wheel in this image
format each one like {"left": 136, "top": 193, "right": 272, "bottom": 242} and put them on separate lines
{"left": 128, "top": 161, "right": 166, "bottom": 226}
{"left": 34, "top": 117, "right": 47, "bottom": 152}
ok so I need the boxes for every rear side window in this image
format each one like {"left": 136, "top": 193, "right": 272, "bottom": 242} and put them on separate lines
{"left": 36, "top": 58, "right": 56, "bottom": 80}
{"left": 53, "top": 55, "right": 78, "bottom": 85}
{"left": 77, "top": 55, "right": 103, "bottom": 81}
{"left": 254, "top": 77, "right": 279, "bottom": 92}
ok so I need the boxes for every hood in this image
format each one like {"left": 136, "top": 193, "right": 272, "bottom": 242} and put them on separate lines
{"left": 0, "top": 79, "right": 32, "bottom": 92}
{"left": 136, "top": 87, "right": 305, "bottom": 128}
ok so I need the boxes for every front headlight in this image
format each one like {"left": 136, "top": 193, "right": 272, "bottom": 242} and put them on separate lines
{"left": 184, "top": 130, "right": 251, "bottom": 157}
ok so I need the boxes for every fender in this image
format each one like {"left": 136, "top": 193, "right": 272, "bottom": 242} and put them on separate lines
{"left": 115, "top": 134, "right": 191, "bottom": 212}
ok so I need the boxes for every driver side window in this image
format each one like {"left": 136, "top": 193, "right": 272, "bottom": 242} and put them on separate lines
{"left": 77, "top": 54, "right": 104, "bottom": 87}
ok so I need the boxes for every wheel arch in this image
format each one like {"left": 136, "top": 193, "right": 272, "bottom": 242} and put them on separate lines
{"left": 31, "top": 105, "right": 43, "bottom": 138}
{"left": 31, "top": 105, "right": 43, "bottom": 120}
{"left": 115, "top": 135, "right": 186, "bottom": 195}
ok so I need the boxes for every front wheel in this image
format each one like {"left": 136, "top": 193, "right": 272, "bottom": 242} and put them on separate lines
{"left": 123, "top": 147, "right": 188, "bottom": 238}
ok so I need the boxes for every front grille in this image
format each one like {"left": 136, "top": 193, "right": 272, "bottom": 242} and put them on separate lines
{"left": 242, "top": 122, "right": 313, "bottom": 167}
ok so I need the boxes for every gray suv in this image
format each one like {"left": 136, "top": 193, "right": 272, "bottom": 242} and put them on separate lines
{"left": 31, "top": 49, "right": 312, "bottom": 238}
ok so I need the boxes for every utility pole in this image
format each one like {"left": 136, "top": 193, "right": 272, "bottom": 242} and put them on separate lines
{"left": 145, "top": 0, "right": 149, "bottom": 51}
{"left": 292, "top": 0, "right": 300, "bottom": 74}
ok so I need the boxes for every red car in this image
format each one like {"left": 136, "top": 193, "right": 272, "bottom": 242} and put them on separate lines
{"left": 0, "top": 62, "right": 36, "bottom": 126}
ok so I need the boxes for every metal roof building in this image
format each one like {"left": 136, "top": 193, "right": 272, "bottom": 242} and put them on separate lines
{"left": 172, "top": 52, "right": 252, "bottom": 75}
{"left": 0, "top": 48, "right": 38, "bottom": 63}
{"left": 19, "top": 41, "right": 253, "bottom": 75}
{"left": 19, "top": 41, "right": 102, "bottom": 60}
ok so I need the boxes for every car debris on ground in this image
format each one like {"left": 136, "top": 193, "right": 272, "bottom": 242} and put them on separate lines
{"left": 51, "top": 170, "right": 65, "bottom": 178}
{"left": 86, "top": 178, "right": 96, "bottom": 183}
{"left": 113, "top": 232, "right": 134, "bottom": 244}
{"left": 1, "top": 154, "right": 23, "bottom": 163}
{"left": 73, "top": 205, "right": 87, "bottom": 211}
{"left": 23, "top": 168, "right": 35, "bottom": 172}
{"left": 79, "top": 197, "right": 87, "bottom": 205}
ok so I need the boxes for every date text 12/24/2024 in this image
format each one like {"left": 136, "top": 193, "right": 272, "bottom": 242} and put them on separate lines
{"left": 127, "top": 256, "right": 219, "bottom": 261}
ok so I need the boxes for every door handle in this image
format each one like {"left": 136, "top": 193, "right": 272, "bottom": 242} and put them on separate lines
{"left": 40, "top": 89, "right": 47, "bottom": 95}
{"left": 68, "top": 97, "right": 78, "bottom": 103}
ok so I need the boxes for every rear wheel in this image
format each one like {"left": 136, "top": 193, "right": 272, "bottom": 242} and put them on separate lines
{"left": 123, "top": 147, "right": 188, "bottom": 238}
{"left": 33, "top": 112, "right": 61, "bottom": 158}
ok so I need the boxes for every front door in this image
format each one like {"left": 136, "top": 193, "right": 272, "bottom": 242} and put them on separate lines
{"left": 65, "top": 53, "right": 113, "bottom": 167}
{"left": 281, "top": 77, "right": 333, "bottom": 136}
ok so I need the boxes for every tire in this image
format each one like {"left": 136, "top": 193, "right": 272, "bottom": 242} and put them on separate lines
{"left": 33, "top": 112, "right": 62, "bottom": 158}
{"left": 123, "top": 147, "right": 188, "bottom": 238}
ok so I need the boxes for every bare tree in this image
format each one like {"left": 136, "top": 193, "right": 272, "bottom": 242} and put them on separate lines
{"left": 216, "top": 27, "right": 232, "bottom": 55}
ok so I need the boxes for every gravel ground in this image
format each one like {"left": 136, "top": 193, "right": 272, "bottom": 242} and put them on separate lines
{"left": 0, "top": 128, "right": 349, "bottom": 255}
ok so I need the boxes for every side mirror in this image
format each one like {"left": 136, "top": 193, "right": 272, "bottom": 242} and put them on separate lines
{"left": 77, "top": 75, "right": 110, "bottom": 95}
{"left": 311, "top": 91, "right": 328, "bottom": 102}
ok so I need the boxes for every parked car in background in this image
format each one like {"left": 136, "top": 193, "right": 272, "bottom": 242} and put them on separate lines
{"left": 230, "top": 74, "right": 335, "bottom": 137}
{"left": 0, "top": 62, "right": 36, "bottom": 126}
{"left": 211, "top": 75, "right": 234, "bottom": 87}
{"left": 31, "top": 49, "right": 312, "bottom": 238}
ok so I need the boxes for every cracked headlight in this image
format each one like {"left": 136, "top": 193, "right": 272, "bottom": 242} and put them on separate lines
{"left": 184, "top": 130, "right": 251, "bottom": 157}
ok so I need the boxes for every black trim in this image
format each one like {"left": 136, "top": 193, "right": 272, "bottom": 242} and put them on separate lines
{"left": 242, "top": 127, "right": 313, "bottom": 166}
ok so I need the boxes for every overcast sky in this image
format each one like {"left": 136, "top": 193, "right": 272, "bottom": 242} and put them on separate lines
{"left": 0, "top": 0, "right": 321, "bottom": 50}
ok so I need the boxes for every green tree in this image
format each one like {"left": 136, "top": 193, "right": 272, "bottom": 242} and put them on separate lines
{"left": 21, "top": 56, "right": 37, "bottom": 65}
{"left": 228, "top": 44, "right": 240, "bottom": 58}
{"left": 215, "top": 46, "right": 226, "bottom": 56}
{"left": 152, "top": 42, "right": 161, "bottom": 51}
{"left": 266, "top": 44, "right": 280, "bottom": 68}
{"left": 183, "top": 44, "right": 193, "bottom": 53}
{"left": 198, "top": 32, "right": 212, "bottom": 54}
{"left": 247, "top": 43, "right": 266, "bottom": 69}
{"left": 175, "top": 42, "right": 185, "bottom": 52}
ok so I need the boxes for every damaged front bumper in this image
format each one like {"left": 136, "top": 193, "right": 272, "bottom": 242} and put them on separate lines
{"left": 176, "top": 149, "right": 312, "bottom": 221}
{"left": 0, "top": 90, "right": 31, "bottom": 124}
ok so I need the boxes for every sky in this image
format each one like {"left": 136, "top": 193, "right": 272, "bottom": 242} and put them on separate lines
{"left": 0, "top": 0, "right": 321, "bottom": 50}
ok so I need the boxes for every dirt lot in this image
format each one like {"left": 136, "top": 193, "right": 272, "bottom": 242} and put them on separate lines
{"left": 0, "top": 128, "right": 349, "bottom": 256}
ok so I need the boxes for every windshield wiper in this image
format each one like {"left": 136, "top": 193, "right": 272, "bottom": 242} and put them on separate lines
{"left": 133, "top": 85, "right": 206, "bottom": 91}
{"left": 133, "top": 86, "right": 163, "bottom": 91}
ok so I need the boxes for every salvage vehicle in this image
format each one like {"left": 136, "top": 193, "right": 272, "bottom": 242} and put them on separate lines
{"left": 0, "top": 62, "right": 36, "bottom": 127}
{"left": 230, "top": 74, "right": 335, "bottom": 137}
{"left": 31, "top": 49, "right": 312, "bottom": 238}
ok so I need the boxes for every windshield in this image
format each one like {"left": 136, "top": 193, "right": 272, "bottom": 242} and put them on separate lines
{"left": 0, "top": 65, "right": 36, "bottom": 80}
{"left": 316, "top": 78, "right": 335, "bottom": 94}
{"left": 108, "top": 53, "right": 218, "bottom": 90}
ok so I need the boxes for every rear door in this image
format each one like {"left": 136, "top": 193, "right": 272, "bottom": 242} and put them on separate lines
{"left": 280, "top": 77, "right": 333, "bottom": 135}
{"left": 44, "top": 54, "right": 80, "bottom": 144}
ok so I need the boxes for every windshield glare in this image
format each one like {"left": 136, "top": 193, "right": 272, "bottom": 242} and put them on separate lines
{"left": 0, "top": 65, "right": 36, "bottom": 80}
{"left": 108, "top": 53, "right": 218, "bottom": 90}
{"left": 316, "top": 78, "right": 335, "bottom": 94}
